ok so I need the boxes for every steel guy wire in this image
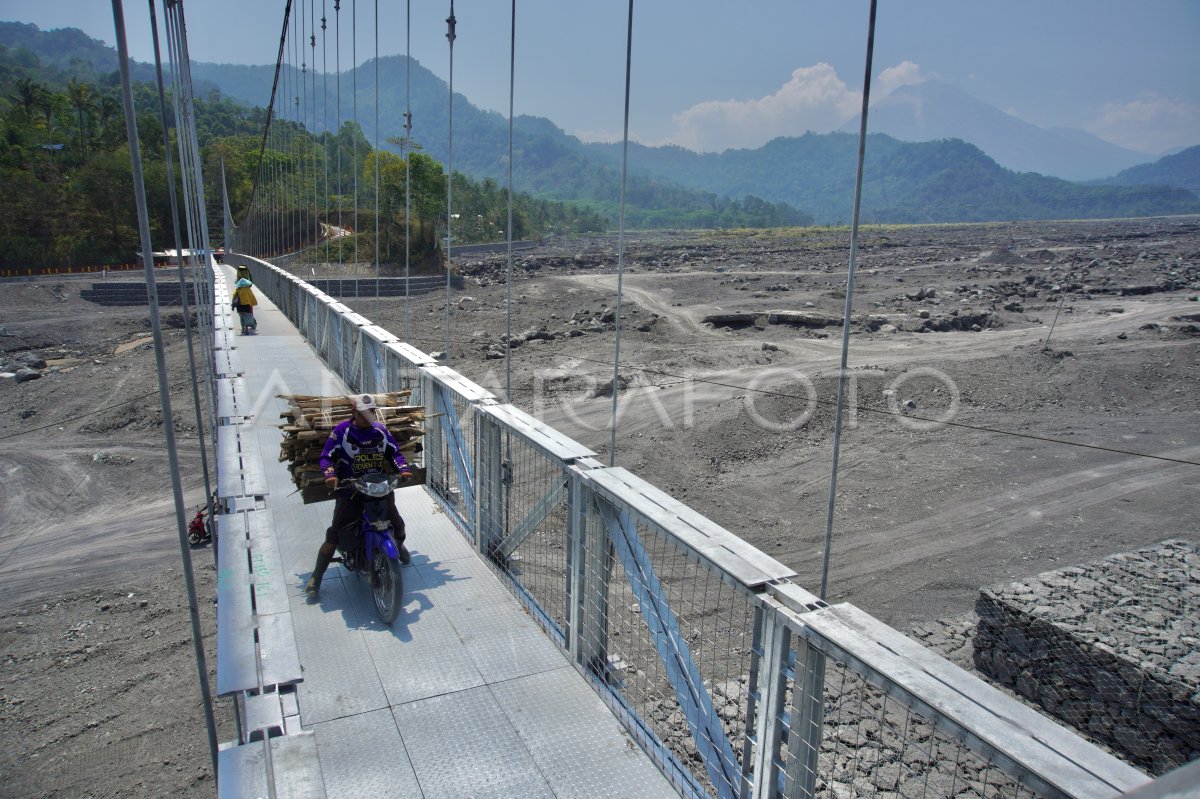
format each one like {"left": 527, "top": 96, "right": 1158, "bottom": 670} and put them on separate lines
{"left": 609, "top": 0, "right": 634, "bottom": 468}
{"left": 113, "top": 0, "right": 217, "bottom": 769}
{"left": 504, "top": 0, "right": 516, "bottom": 404}
{"left": 149, "top": 0, "right": 215, "bottom": 529}
{"left": 822, "top": 0, "right": 879, "bottom": 601}
{"left": 445, "top": 0, "right": 457, "bottom": 364}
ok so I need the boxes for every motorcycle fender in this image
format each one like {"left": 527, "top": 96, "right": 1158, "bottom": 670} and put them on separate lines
{"left": 366, "top": 530, "right": 399, "bottom": 561}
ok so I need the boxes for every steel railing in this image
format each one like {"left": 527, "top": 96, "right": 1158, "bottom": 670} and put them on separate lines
{"left": 227, "top": 252, "right": 1152, "bottom": 799}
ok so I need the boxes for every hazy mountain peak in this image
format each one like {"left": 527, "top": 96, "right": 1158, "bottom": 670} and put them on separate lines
{"left": 845, "top": 77, "right": 1151, "bottom": 181}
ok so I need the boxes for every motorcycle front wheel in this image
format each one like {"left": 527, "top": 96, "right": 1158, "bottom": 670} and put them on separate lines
{"left": 371, "top": 550, "right": 403, "bottom": 624}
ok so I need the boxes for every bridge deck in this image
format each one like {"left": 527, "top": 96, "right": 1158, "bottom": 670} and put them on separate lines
{"left": 220, "top": 268, "right": 676, "bottom": 797}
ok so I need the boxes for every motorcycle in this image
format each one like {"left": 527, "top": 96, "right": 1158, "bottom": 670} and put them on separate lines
{"left": 332, "top": 473, "right": 406, "bottom": 623}
{"left": 188, "top": 503, "right": 213, "bottom": 546}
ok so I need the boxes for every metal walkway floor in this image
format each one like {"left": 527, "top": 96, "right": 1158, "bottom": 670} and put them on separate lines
{"left": 220, "top": 268, "right": 677, "bottom": 798}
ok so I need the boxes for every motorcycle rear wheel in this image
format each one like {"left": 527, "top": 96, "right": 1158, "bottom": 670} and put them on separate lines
{"left": 371, "top": 550, "right": 403, "bottom": 623}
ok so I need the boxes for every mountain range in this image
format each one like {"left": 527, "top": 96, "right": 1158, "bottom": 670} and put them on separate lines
{"left": 840, "top": 79, "right": 1152, "bottom": 182}
{"left": 5, "top": 21, "right": 1199, "bottom": 226}
{"left": 189, "top": 55, "right": 1200, "bottom": 225}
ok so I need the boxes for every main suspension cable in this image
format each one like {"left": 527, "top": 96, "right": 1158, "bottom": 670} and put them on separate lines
{"left": 233, "top": 0, "right": 291, "bottom": 230}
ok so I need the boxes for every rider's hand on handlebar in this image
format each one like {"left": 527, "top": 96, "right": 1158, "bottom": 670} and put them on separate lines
{"left": 324, "top": 476, "right": 338, "bottom": 489}
{"left": 399, "top": 470, "right": 413, "bottom": 483}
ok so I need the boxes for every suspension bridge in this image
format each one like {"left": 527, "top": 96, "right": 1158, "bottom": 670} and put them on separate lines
{"left": 100, "top": 0, "right": 1195, "bottom": 796}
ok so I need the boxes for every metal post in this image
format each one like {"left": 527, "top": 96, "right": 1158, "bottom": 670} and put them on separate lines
{"left": 572, "top": 486, "right": 613, "bottom": 678}
{"left": 476, "top": 415, "right": 503, "bottom": 559}
{"left": 783, "top": 636, "right": 827, "bottom": 799}
{"left": 745, "top": 602, "right": 792, "bottom": 799}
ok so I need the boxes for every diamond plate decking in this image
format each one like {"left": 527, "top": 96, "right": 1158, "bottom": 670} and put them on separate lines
{"left": 218, "top": 267, "right": 678, "bottom": 798}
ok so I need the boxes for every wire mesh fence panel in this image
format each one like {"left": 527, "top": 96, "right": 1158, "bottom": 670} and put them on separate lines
{"left": 477, "top": 425, "right": 573, "bottom": 640}
{"left": 330, "top": 315, "right": 350, "bottom": 379}
{"left": 578, "top": 499, "right": 760, "bottom": 799}
{"left": 384, "top": 344, "right": 428, "bottom": 408}
{"left": 422, "top": 370, "right": 491, "bottom": 537}
{"left": 776, "top": 647, "right": 1041, "bottom": 799}
{"left": 335, "top": 314, "right": 361, "bottom": 389}
{"left": 312, "top": 300, "right": 331, "bottom": 361}
{"left": 346, "top": 328, "right": 367, "bottom": 393}
{"left": 354, "top": 333, "right": 381, "bottom": 394}
{"left": 300, "top": 290, "right": 320, "bottom": 347}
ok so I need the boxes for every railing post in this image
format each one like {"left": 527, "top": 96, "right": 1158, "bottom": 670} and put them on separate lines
{"left": 745, "top": 598, "right": 792, "bottom": 799}
{"left": 421, "top": 370, "right": 446, "bottom": 504}
{"left": 570, "top": 480, "right": 612, "bottom": 677}
{"left": 783, "top": 632, "right": 826, "bottom": 799}
{"left": 475, "top": 414, "right": 503, "bottom": 558}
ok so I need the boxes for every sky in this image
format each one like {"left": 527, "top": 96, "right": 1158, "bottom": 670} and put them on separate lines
{"left": 3, "top": 0, "right": 1199, "bottom": 156}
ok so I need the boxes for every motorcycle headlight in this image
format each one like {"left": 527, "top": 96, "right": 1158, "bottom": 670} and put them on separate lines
{"left": 371, "top": 520, "right": 391, "bottom": 530}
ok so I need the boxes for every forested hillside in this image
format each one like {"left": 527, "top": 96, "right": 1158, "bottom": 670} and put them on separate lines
{"left": 1097, "top": 146, "right": 1200, "bottom": 198}
{"left": 195, "top": 54, "right": 814, "bottom": 231}
{"left": 584, "top": 134, "right": 1200, "bottom": 224}
{"left": 2, "top": 20, "right": 1196, "bottom": 271}
{"left": 0, "top": 26, "right": 609, "bottom": 270}
{"left": 192, "top": 50, "right": 1198, "bottom": 226}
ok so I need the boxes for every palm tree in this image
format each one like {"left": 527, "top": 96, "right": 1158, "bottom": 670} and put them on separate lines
{"left": 10, "top": 77, "right": 44, "bottom": 118}
{"left": 66, "top": 79, "right": 95, "bottom": 157}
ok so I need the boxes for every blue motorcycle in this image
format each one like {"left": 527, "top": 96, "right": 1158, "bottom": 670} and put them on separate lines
{"left": 333, "top": 473, "right": 405, "bottom": 623}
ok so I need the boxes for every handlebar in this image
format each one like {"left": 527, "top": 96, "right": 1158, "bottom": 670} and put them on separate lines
{"left": 344, "top": 473, "right": 410, "bottom": 497}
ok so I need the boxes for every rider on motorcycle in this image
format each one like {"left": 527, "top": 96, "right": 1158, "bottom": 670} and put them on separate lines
{"left": 305, "top": 393, "right": 413, "bottom": 597}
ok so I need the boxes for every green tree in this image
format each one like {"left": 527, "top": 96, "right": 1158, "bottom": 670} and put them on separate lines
{"left": 66, "top": 78, "right": 94, "bottom": 156}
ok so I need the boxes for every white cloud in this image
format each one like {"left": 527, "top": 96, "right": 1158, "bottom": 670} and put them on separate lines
{"left": 876, "top": 61, "right": 930, "bottom": 96}
{"left": 658, "top": 61, "right": 940, "bottom": 153}
{"left": 666, "top": 63, "right": 861, "bottom": 153}
{"left": 1086, "top": 93, "right": 1200, "bottom": 154}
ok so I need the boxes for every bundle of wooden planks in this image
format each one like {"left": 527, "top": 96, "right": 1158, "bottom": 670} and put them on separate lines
{"left": 277, "top": 391, "right": 426, "bottom": 503}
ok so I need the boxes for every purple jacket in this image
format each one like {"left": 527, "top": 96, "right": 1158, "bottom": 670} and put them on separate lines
{"left": 319, "top": 420, "right": 411, "bottom": 488}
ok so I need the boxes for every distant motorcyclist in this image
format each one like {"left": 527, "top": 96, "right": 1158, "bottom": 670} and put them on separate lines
{"left": 305, "top": 394, "right": 413, "bottom": 597}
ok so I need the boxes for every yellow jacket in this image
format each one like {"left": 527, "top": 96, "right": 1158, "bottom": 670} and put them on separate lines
{"left": 234, "top": 286, "right": 257, "bottom": 307}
